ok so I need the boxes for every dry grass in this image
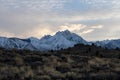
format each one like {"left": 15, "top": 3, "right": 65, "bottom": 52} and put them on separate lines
{"left": 0, "top": 44, "right": 119, "bottom": 80}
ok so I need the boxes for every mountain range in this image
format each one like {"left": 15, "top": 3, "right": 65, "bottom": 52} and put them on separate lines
{"left": 0, "top": 30, "right": 119, "bottom": 51}
{"left": 94, "top": 39, "right": 120, "bottom": 49}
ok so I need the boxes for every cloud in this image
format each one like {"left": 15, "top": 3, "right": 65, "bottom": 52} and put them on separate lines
{"left": 91, "top": 25, "right": 104, "bottom": 29}
{"left": 0, "top": 29, "right": 15, "bottom": 37}
{"left": 81, "top": 29, "right": 94, "bottom": 35}
{"left": 0, "top": 0, "right": 68, "bottom": 12}
{"left": 81, "top": 0, "right": 120, "bottom": 10}
{"left": 80, "top": 25, "right": 104, "bottom": 35}
{"left": 19, "top": 26, "right": 55, "bottom": 38}
{"left": 59, "top": 24, "right": 86, "bottom": 31}
{"left": 59, "top": 24, "right": 104, "bottom": 35}
{"left": 0, "top": 0, "right": 119, "bottom": 41}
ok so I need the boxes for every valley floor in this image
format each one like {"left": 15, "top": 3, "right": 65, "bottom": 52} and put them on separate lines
{"left": 0, "top": 44, "right": 120, "bottom": 80}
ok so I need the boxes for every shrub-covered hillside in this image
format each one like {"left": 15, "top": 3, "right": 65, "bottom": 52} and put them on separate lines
{"left": 0, "top": 44, "right": 120, "bottom": 80}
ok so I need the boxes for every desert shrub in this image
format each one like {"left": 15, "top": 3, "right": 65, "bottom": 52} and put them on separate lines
{"left": 65, "top": 72, "right": 79, "bottom": 80}
{"left": 33, "top": 75, "right": 51, "bottom": 80}
{"left": 14, "top": 56, "right": 24, "bottom": 66}
{"left": 19, "top": 66, "right": 34, "bottom": 79}
{"left": 0, "top": 66, "right": 21, "bottom": 79}
{"left": 99, "top": 54, "right": 104, "bottom": 58}
{"left": 115, "top": 47, "right": 120, "bottom": 51}
{"left": 57, "top": 55, "right": 68, "bottom": 62}
{"left": 95, "top": 51, "right": 100, "bottom": 57}
{"left": 56, "top": 66, "right": 70, "bottom": 73}
{"left": 88, "top": 48, "right": 92, "bottom": 52}
{"left": 118, "top": 54, "right": 120, "bottom": 59}
{"left": 3, "top": 58, "right": 15, "bottom": 65}
{"left": 24, "top": 55, "right": 43, "bottom": 63}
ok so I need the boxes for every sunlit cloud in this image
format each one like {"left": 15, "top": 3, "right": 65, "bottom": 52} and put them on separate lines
{"left": 19, "top": 26, "right": 55, "bottom": 38}
{"left": 91, "top": 25, "right": 104, "bottom": 29}
{"left": 81, "top": 29, "right": 94, "bottom": 35}
{"left": 59, "top": 24, "right": 86, "bottom": 32}
{"left": 0, "top": 29, "right": 15, "bottom": 37}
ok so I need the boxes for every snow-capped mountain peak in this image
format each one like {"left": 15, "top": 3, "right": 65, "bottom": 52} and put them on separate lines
{"left": 55, "top": 30, "right": 87, "bottom": 44}
{"left": 55, "top": 30, "right": 71, "bottom": 36}
{"left": 40, "top": 35, "right": 52, "bottom": 41}
{"left": 39, "top": 30, "right": 87, "bottom": 50}
{"left": 93, "top": 39, "right": 120, "bottom": 49}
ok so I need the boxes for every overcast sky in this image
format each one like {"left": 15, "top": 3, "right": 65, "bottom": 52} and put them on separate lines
{"left": 0, "top": 0, "right": 120, "bottom": 41}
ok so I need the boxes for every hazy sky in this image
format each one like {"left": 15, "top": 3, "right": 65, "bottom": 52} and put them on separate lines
{"left": 0, "top": 0, "right": 120, "bottom": 41}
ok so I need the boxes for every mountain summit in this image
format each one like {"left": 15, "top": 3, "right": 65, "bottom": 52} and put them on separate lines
{"left": 39, "top": 30, "right": 87, "bottom": 50}
{"left": 0, "top": 30, "right": 87, "bottom": 51}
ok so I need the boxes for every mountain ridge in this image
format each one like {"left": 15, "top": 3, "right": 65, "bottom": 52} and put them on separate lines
{"left": 0, "top": 30, "right": 119, "bottom": 51}
{"left": 0, "top": 30, "right": 87, "bottom": 51}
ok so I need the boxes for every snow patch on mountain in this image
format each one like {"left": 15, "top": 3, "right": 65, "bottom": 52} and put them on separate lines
{"left": 94, "top": 39, "right": 120, "bottom": 49}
